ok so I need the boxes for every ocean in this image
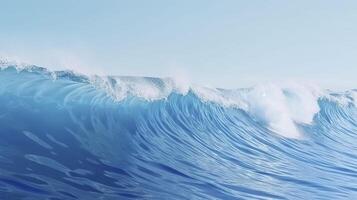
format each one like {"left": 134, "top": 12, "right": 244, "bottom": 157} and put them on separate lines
{"left": 0, "top": 64, "right": 356, "bottom": 199}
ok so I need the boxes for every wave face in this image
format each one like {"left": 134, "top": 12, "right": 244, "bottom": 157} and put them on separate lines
{"left": 0, "top": 65, "right": 357, "bottom": 199}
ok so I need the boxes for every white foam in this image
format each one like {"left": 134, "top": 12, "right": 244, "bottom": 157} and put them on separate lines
{"left": 90, "top": 76, "right": 190, "bottom": 101}
{"left": 349, "top": 90, "right": 357, "bottom": 106}
{"left": 191, "top": 86, "right": 246, "bottom": 108}
{"left": 193, "top": 82, "right": 322, "bottom": 139}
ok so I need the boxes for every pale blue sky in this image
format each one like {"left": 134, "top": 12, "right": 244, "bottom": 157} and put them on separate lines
{"left": 1, "top": 0, "right": 357, "bottom": 89}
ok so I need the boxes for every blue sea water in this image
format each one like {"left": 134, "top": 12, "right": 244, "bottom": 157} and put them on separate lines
{"left": 0, "top": 64, "right": 356, "bottom": 199}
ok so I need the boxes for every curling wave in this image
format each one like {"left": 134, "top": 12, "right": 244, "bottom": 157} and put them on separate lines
{"left": 0, "top": 63, "right": 356, "bottom": 199}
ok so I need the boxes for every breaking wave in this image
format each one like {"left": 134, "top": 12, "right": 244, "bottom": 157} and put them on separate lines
{"left": 0, "top": 63, "right": 356, "bottom": 199}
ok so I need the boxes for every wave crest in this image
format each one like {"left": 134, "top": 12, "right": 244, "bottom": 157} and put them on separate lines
{"left": 0, "top": 63, "right": 355, "bottom": 138}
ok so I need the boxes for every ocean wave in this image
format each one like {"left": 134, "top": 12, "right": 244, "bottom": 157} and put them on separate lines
{"left": 0, "top": 63, "right": 357, "bottom": 199}
{"left": 0, "top": 63, "right": 354, "bottom": 138}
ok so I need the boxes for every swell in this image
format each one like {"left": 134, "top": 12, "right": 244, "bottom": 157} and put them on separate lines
{"left": 0, "top": 64, "right": 356, "bottom": 199}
